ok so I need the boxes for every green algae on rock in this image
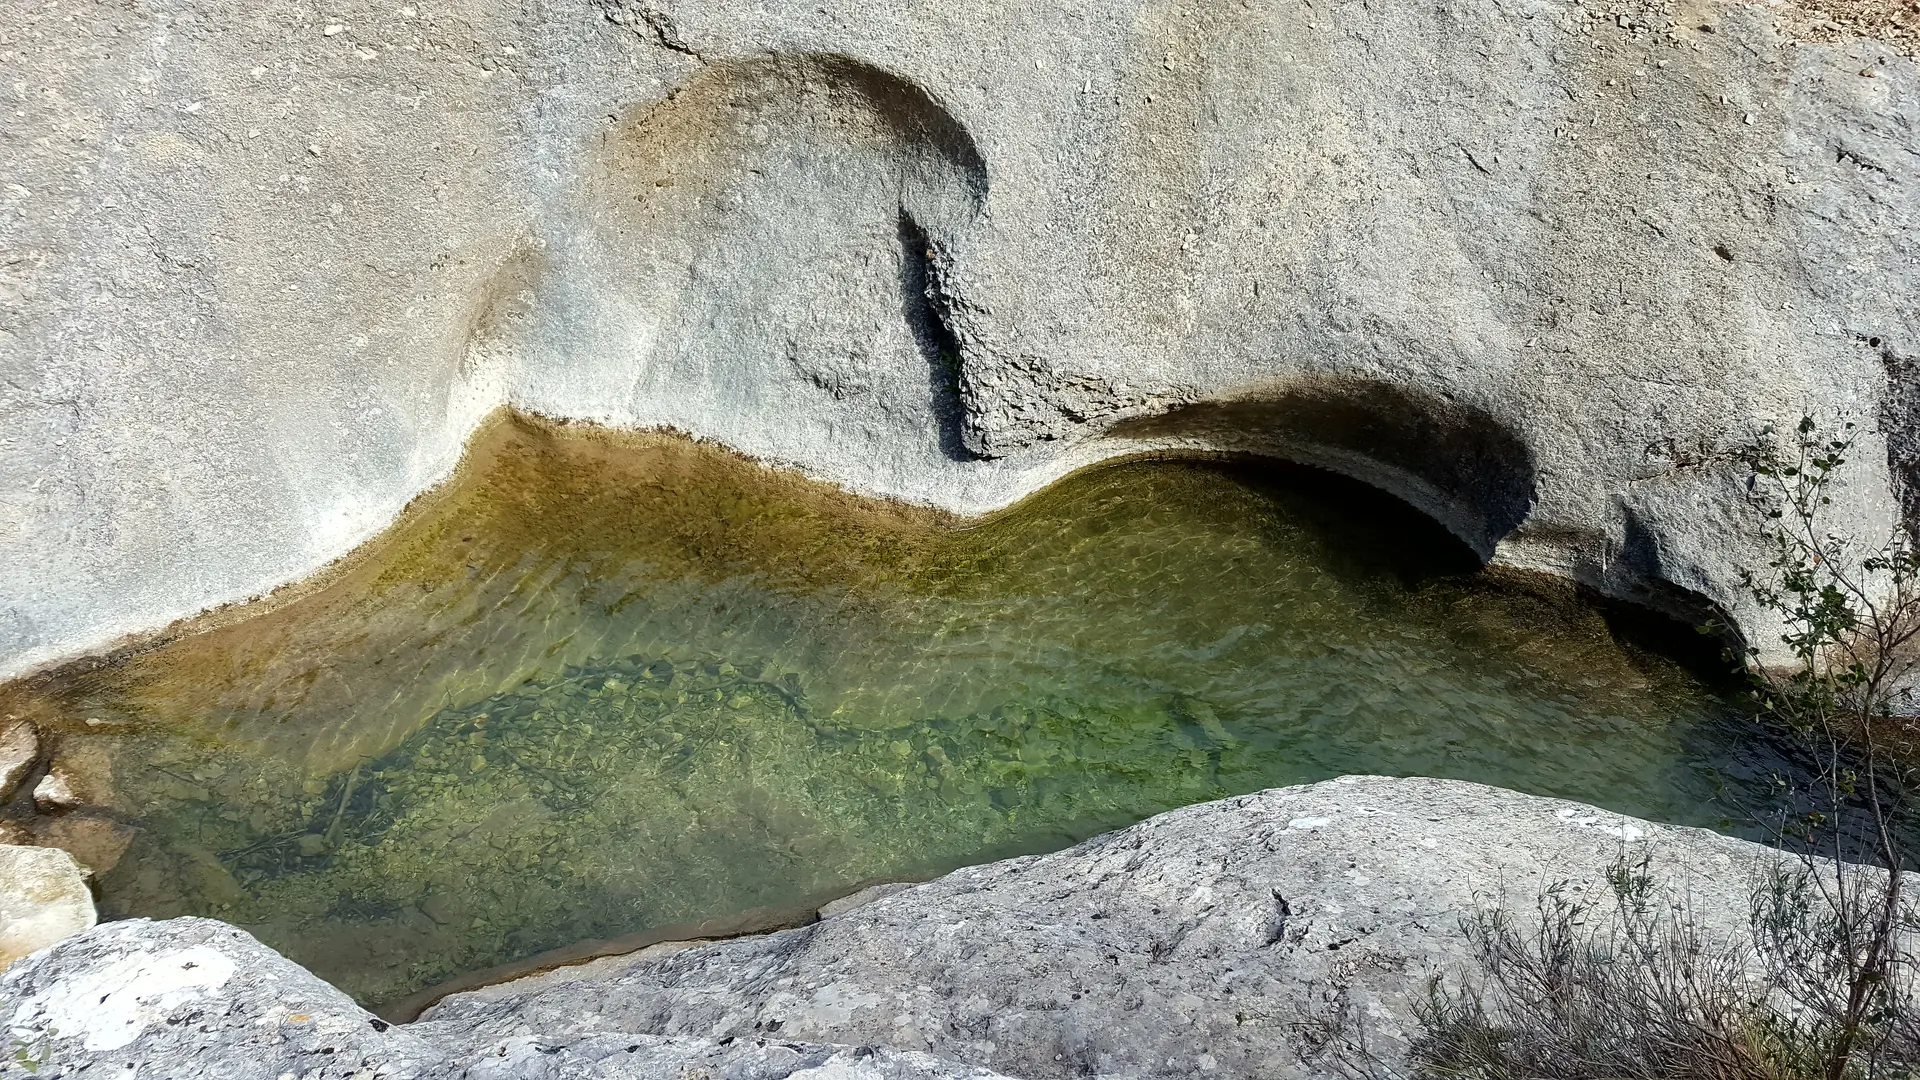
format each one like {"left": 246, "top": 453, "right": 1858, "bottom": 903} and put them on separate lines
{"left": 0, "top": 414, "right": 1765, "bottom": 1006}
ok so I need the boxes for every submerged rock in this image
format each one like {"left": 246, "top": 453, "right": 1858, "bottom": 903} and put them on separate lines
{"left": 0, "top": 777, "right": 1784, "bottom": 1079}
{"left": 30, "top": 743, "right": 119, "bottom": 816}
{"left": 0, "top": 845, "right": 95, "bottom": 970}
{"left": 32, "top": 815, "right": 138, "bottom": 877}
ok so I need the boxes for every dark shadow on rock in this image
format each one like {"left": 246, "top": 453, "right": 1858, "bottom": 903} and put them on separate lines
{"left": 1109, "top": 379, "right": 1536, "bottom": 555}
{"left": 1615, "top": 502, "right": 1745, "bottom": 659}
{"left": 1874, "top": 337, "right": 1920, "bottom": 534}
{"left": 899, "top": 210, "right": 974, "bottom": 462}
{"left": 602, "top": 52, "right": 988, "bottom": 206}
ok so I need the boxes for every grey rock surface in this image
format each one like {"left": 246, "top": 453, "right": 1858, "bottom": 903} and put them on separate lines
{"left": 439, "top": 1035, "right": 1018, "bottom": 1080}
{"left": 0, "top": 777, "right": 1785, "bottom": 1079}
{"left": 0, "top": 918, "right": 1016, "bottom": 1079}
{"left": 3, "top": 917, "right": 447, "bottom": 1077}
{"left": 2, "top": 0, "right": 1916, "bottom": 677}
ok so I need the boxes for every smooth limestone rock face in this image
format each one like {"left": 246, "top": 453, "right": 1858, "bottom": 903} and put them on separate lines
{"left": 1, "top": 778, "right": 1780, "bottom": 1079}
{"left": 0, "top": 845, "right": 95, "bottom": 971}
{"left": 2, "top": 0, "right": 1916, "bottom": 678}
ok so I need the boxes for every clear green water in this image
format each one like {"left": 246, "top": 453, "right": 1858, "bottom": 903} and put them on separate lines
{"left": 0, "top": 415, "right": 1768, "bottom": 1008}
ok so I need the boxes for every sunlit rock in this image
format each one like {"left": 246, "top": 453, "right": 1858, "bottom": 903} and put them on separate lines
{"left": 0, "top": 845, "right": 95, "bottom": 970}
{"left": 2, "top": 0, "right": 1915, "bottom": 678}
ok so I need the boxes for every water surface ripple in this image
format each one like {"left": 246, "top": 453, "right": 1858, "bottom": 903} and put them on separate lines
{"left": 1, "top": 416, "right": 1771, "bottom": 1006}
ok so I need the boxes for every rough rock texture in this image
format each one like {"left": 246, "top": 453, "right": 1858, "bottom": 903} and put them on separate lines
{"left": 1779, "top": 0, "right": 1920, "bottom": 52}
{"left": 439, "top": 1036, "right": 1020, "bottom": 1079}
{"left": 0, "top": 722, "right": 36, "bottom": 804}
{"left": 0, "top": 778, "right": 1783, "bottom": 1078}
{"left": 2, "top": 0, "right": 1916, "bottom": 677}
{"left": 0, "top": 845, "right": 94, "bottom": 970}
{"left": 0, "top": 918, "right": 1012, "bottom": 1079}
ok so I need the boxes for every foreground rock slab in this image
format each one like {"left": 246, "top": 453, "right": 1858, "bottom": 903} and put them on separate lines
{"left": 0, "top": 919, "right": 1013, "bottom": 1080}
{"left": 1, "top": 777, "right": 1774, "bottom": 1078}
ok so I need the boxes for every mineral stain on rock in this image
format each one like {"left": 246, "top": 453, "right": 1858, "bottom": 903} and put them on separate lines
{"left": 0, "top": 413, "right": 1774, "bottom": 1007}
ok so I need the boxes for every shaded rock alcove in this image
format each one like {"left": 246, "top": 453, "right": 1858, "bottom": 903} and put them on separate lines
{"left": 1108, "top": 379, "right": 1538, "bottom": 558}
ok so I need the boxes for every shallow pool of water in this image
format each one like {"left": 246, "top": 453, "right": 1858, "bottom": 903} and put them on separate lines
{"left": 0, "top": 415, "right": 1773, "bottom": 1007}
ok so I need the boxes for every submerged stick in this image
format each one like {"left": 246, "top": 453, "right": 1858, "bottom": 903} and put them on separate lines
{"left": 324, "top": 762, "right": 362, "bottom": 848}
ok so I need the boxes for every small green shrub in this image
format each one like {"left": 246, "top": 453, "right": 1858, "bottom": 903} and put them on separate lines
{"left": 1405, "top": 418, "right": 1920, "bottom": 1080}
{"left": 1412, "top": 852, "right": 1916, "bottom": 1080}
